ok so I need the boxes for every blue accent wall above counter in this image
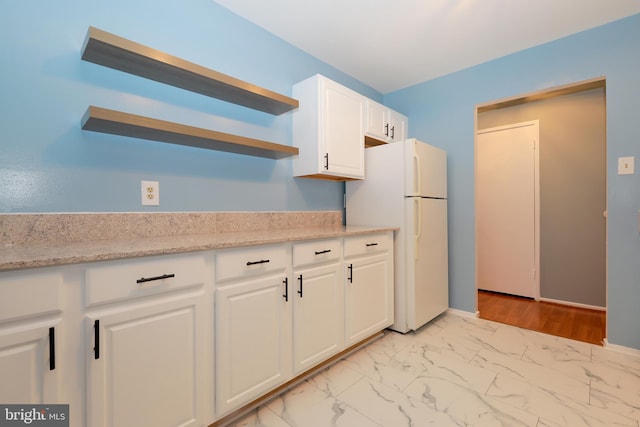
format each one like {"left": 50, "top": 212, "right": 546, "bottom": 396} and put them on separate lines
{"left": 0, "top": 0, "right": 380, "bottom": 213}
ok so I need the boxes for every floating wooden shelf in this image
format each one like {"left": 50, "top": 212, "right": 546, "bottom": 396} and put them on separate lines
{"left": 81, "top": 26, "right": 299, "bottom": 115}
{"left": 81, "top": 106, "right": 299, "bottom": 159}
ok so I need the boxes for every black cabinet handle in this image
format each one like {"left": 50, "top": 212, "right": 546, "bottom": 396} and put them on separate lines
{"left": 136, "top": 273, "right": 175, "bottom": 284}
{"left": 49, "top": 327, "right": 55, "bottom": 371}
{"left": 366, "top": 243, "right": 379, "bottom": 247}
{"left": 324, "top": 153, "right": 329, "bottom": 170}
{"left": 314, "top": 249, "right": 331, "bottom": 255}
{"left": 94, "top": 320, "right": 100, "bottom": 360}
{"left": 298, "top": 274, "right": 303, "bottom": 298}
{"left": 283, "top": 277, "right": 289, "bottom": 302}
{"left": 246, "top": 259, "right": 270, "bottom": 266}
{"left": 347, "top": 264, "right": 353, "bottom": 283}
{"left": 385, "top": 123, "right": 389, "bottom": 137}
{"left": 390, "top": 126, "right": 395, "bottom": 139}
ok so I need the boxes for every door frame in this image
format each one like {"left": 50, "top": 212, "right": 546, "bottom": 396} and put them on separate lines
{"left": 476, "top": 120, "right": 540, "bottom": 300}
{"left": 473, "top": 77, "right": 608, "bottom": 321}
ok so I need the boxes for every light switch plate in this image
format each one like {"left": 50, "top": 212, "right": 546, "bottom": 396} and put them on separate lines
{"left": 618, "top": 156, "right": 634, "bottom": 175}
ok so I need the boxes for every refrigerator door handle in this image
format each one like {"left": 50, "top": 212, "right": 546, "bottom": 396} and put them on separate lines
{"left": 413, "top": 151, "right": 422, "bottom": 196}
{"left": 414, "top": 198, "right": 422, "bottom": 259}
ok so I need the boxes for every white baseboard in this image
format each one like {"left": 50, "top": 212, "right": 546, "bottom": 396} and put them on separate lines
{"left": 603, "top": 339, "right": 640, "bottom": 357}
{"left": 539, "top": 297, "right": 606, "bottom": 311}
{"left": 447, "top": 308, "right": 479, "bottom": 319}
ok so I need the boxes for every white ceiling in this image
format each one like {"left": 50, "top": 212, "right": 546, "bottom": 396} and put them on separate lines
{"left": 213, "top": 0, "right": 640, "bottom": 94}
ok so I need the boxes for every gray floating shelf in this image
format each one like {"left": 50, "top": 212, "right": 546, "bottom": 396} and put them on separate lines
{"left": 81, "top": 26, "right": 299, "bottom": 115}
{"left": 81, "top": 106, "right": 299, "bottom": 159}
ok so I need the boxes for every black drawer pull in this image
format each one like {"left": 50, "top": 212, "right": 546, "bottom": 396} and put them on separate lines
{"left": 94, "top": 320, "right": 100, "bottom": 360}
{"left": 137, "top": 273, "right": 175, "bottom": 284}
{"left": 314, "top": 249, "right": 331, "bottom": 255}
{"left": 247, "top": 259, "right": 270, "bottom": 266}
{"left": 49, "top": 327, "right": 56, "bottom": 371}
{"left": 366, "top": 243, "right": 379, "bottom": 247}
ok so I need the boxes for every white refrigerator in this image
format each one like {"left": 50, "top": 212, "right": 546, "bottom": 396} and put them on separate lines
{"left": 346, "top": 139, "right": 448, "bottom": 333}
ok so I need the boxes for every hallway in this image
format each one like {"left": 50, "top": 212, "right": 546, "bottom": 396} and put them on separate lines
{"left": 478, "top": 290, "right": 606, "bottom": 345}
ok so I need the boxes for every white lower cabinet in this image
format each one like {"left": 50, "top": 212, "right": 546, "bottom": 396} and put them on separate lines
{"left": 0, "top": 269, "right": 63, "bottom": 405}
{"left": 292, "top": 239, "right": 343, "bottom": 375}
{"left": 84, "top": 253, "right": 210, "bottom": 427}
{"left": 0, "top": 230, "right": 393, "bottom": 426}
{"left": 214, "top": 244, "right": 292, "bottom": 417}
{"left": 344, "top": 232, "right": 394, "bottom": 346}
{"left": 215, "top": 273, "right": 292, "bottom": 416}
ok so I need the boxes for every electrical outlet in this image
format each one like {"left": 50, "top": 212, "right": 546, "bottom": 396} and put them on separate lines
{"left": 141, "top": 180, "right": 159, "bottom": 206}
{"left": 618, "top": 156, "right": 635, "bottom": 175}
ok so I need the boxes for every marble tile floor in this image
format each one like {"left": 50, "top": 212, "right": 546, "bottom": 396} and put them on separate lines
{"left": 231, "top": 312, "right": 640, "bottom": 427}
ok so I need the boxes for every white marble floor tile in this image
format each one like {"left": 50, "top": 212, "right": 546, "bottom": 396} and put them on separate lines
{"left": 487, "top": 372, "right": 638, "bottom": 426}
{"left": 230, "top": 406, "right": 290, "bottom": 427}
{"left": 305, "top": 360, "right": 364, "bottom": 397}
{"left": 266, "top": 381, "right": 380, "bottom": 427}
{"left": 340, "top": 339, "right": 424, "bottom": 392}
{"left": 472, "top": 348, "right": 591, "bottom": 403}
{"left": 337, "top": 376, "right": 462, "bottom": 427}
{"left": 590, "top": 380, "right": 640, "bottom": 424}
{"left": 398, "top": 328, "right": 481, "bottom": 362}
{"left": 224, "top": 313, "right": 640, "bottom": 427}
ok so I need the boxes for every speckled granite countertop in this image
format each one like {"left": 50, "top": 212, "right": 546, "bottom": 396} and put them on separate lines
{"left": 0, "top": 212, "right": 396, "bottom": 272}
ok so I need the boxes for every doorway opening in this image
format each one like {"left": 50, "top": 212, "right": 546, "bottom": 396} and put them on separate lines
{"left": 474, "top": 78, "right": 607, "bottom": 345}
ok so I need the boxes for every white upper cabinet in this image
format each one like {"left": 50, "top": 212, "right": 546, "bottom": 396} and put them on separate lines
{"left": 293, "top": 74, "right": 365, "bottom": 180}
{"left": 364, "top": 99, "right": 407, "bottom": 145}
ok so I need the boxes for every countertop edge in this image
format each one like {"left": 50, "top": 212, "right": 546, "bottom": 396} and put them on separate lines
{"left": 0, "top": 226, "right": 398, "bottom": 272}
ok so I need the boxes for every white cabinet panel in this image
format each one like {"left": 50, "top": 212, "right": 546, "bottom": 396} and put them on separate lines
{"left": 85, "top": 253, "right": 206, "bottom": 307}
{"left": 365, "top": 99, "right": 407, "bottom": 145}
{"left": 0, "top": 322, "right": 59, "bottom": 404}
{"left": 292, "top": 262, "right": 343, "bottom": 374}
{"left": 215, "top": 273, "right": 292, "bottom": 416}
{"left": 0, "top": 270, "right": 62, "bottom": 405}
{"left": 293, "top": 74, "right": 365, "bottom": 180}
{"left": 344, "top": 232, "right": 394, "bottom": 346}
{"left": 86, "top": 295, "right": 205, "bottom": 427}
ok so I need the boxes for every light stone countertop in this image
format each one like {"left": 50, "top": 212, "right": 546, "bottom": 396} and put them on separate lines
{"left": 0, "top": 225, "right": 397, "bottom": 272}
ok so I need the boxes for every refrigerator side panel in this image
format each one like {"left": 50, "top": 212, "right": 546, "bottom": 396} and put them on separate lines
{"left": 346, "top": 142, "right": 409, "bottom": 332}
{"left": 401, "top": 197, "right": 419, "bottom": 332}
{"left": 411, "top": 198, "right": 449, "bottom": 330}
{"left": 346, "top": 142, "right": 405, "bottom": 227}
{"left": 405, "top": 139, "right": 447, "bottom": 198}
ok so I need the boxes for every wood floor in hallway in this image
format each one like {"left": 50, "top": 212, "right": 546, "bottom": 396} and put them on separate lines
{"left": 477, "top": 290, "right": 606, "bottom": 345}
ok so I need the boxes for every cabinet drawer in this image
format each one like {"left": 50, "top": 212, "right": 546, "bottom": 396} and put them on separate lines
{"left": 216, "top": 244, "right": 287, "bottom": 282}
{"left": 344, "top": 232, "right": 392, "bottom": 258}
{"left": 0, "top": 270, "right": 62, "bottom": 322}
{"left": 292, "top": 239, "right": 342, "bottom": 267}
{"left": 85, "top": 253, "right": 206, "bottom": 307}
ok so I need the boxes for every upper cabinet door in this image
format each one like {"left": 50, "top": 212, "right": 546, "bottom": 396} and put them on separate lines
{"left": 364, "top": 99, "right": 407, "bottom": 145}
{"left": 322, "top": 79, "right": 365, "bottom": 178}
{"left": 293, "top": 74, "right": 365, "bottom": 180}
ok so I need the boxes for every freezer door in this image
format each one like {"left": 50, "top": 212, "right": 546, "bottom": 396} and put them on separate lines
{"left": 406, "top": 197, "right": 449, "bottom": 330}
{"left": 404, "top": 139, "right": 447, "bottom": 198}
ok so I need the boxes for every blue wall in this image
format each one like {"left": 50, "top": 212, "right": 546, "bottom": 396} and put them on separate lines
{"left": 0, "top": 0, "right": 380, "bottom": 213}
{"left": 385, "top": 14, "right": 640, "bottom": 350}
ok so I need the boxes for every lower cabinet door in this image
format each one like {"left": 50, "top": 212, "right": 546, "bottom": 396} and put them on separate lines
{"left": 0, "top": 321, "right": 59, "bottom": 404}
{"left": 344, "top": 253, "right": 393, "bottom": 345}
{"left": 215, "top": 275, "right": 292, "bottom": 416}
{"left": 292, "top": 263, "right": 343, "bottom": 374}
{"left": 86, "top": 296, "right": 204, "bottom": 427}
